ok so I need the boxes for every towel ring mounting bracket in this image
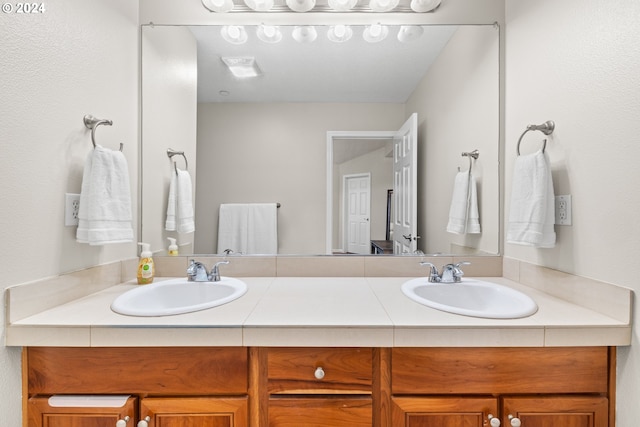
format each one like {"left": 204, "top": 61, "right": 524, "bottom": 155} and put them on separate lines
{"left": 516, "top": 120, "right": 555, "bottom": 156}
{"left": 84, "top": 115, "right": 122, "bottom": 151}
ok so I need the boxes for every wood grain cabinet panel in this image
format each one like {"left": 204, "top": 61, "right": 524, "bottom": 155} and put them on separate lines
{"left": 27, "top": 347, "right": 248, "bottom": 395}
{"left": 28, "top": 396, "right": 137, "bottom": 427}
{"left": 391, "top": 397, "right": 498, "bottom": 427}
{"left": 268, "top": 397, "right": 372, "bottom": 427}
{"left": 140, "top": 397, "right": 248, "bottom": 427}
{"left": 502, "top": 396, "right": 609, "bottom": 427}
{"left": 392, "top": 347, "right": 609, "bottom": 394}
{"left": 267, "top": 347, "right": 373, "bottom": 394}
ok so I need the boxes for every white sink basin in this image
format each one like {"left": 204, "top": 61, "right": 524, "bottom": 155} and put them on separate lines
{"left": 111, "top": 277, "right": 247, "bottom": 316}
{"left": 401, "top": 278, "right": 538, "bottom": 319}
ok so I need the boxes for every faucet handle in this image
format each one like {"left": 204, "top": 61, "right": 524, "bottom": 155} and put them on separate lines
{"left": 420, "top": 261, "right": 440, "bottom": 283}
{"left": 210, "top": 260, "right": 230, "bottom": 282}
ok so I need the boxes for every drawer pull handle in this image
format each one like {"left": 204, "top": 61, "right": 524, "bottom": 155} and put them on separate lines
{"left": 314, "top": 366, "right": 325, "bottom": 380}
{"left": 116, "top": 416, "right": 130, "bottom": 427}
{"left": 487, "top": 414, "right": 501, "bottom": 426}
{"left": 137, "top": 416, "right": 151, "bottom": 427}
{"left": 508, "top": 415, "right": 521, "bottom": 427}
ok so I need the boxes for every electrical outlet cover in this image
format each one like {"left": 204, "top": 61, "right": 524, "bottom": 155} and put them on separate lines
{"left": 65, "top": 193, "right": 81, "bottom": 226}
{"left": 555, "top": 195, "right": 572, "bottom": 225}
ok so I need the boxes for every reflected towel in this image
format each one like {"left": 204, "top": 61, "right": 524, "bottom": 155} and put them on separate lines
{"left": 217, "top": 203, "right": 278, "bottom": 254}
{"left": 507, "top": 150, "right": 556, "bottom": 248}
{"left": 446, "top": 171, "right": 481, "bottom": 234}
{"left": 76, "top": 145, "right": 133, "bottom": 245}
{"left": 165, "top": 169, "right": 194, "bottom": 234}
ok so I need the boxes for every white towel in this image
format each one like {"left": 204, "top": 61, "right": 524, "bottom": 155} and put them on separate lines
{"left": 507, "top": 150, "right": 556, "bottom": 248}
{"left": 447, "top": 171, "right": 481, "bottom": 234}
{"left": 165, "top": 169, "right": 195, "bottom": 234}
{"left": 76, "top": 145, "right": 133, "bottom": 245}
{"left": 217, "top": 203, "right": 278, "bottom": 254}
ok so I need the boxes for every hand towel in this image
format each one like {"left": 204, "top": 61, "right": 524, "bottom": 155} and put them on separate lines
{"left": 217, "top": 204, "right": 249, "bottom": 254}
{"left": 507, "top": 150, "right": 556, "bottom": 248}
{"left": 246, "top": 203, "right": 278, "bottom": 254}
{"left": 446, "top": 171, "right": 481, "bottom": 234}
{"left": 165, "top": 170, "right": 195, "bottom": 234}
{"left": 165, "top": 173, "right": 177, "bottom": 231}
{"left": 76, "top": 145, "right": 134, "bottom": 245}
{"left": 217, "top": 203, "right": 278, "bottom": 254}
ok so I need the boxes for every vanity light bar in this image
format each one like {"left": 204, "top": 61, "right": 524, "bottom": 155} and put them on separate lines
{"left": 202, "top": 0, "right": 441, "bottom": 13}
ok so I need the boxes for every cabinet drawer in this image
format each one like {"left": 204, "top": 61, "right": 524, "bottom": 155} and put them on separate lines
{"left": 269, "top": 397, "right": 372, "bottom": 427}
{"left": 28, "top": 347, "right": 248, "bottom": 395}
{"left": 392, "top": 347, "right": 609, "bottom": 395}
{"left": 267, "top": 347, "right": 373, "bottom": 394}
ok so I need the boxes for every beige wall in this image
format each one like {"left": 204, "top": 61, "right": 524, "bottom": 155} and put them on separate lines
{"left": 141, "top": 25, "right": 198, "bottom": 255}
{"left": 195, "top": 103, "right": 405, "bottom": 254}
{"left": 0, "top": 0, "right": 139, "bottom": 424}
{"left": 504, "top": 0, "right": 640, "bottom": 424}
{"left": 405, "top": 25, "right": 501, "bottom": 255}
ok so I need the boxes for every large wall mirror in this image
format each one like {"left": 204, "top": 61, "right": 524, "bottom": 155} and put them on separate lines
{"left": 141, "top": 19, "right": 500, "bottom": 257}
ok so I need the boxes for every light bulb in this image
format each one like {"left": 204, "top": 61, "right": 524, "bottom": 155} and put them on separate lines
{"left": 363, "top": 24, "right": 388, "bottom": 43}
{"left": 286, "top": 0, "right": 316, "bottom": 12}
{"left": 292, "top": 26, "right": 318, "bottom": 43}
{"left": 202, "top": 0, "right": 234, "bottom": 12}
{"left": 410, "top": 0, "right": 441, "bottom": 12}
{"left": 328, "top": 25, "right": 353, "bottom": 43}
{"left": 397, "top": 25, "right": 424, "bottom": 43}
{"left": 328, "top": 0, "right": 357, "bottom": 11}
{"left": 221, "top": 25, "right": 248, "bottom": 44}
{"left": 257, "top": 25, "right": 282, "bottom": 43}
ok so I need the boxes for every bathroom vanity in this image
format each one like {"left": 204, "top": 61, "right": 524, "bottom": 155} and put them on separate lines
{"left": 7, "top": 272, "right": 631, "bottom": 427}
{"left": 25, "top": 345, "right": 611, "bottom": 427}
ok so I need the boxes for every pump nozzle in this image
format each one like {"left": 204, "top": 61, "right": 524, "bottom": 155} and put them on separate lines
{"left": 167, "top": 238, "right": 178, "bottom": 256}
{"left": 138, "top": 242, "right": 152, "bottom": 257}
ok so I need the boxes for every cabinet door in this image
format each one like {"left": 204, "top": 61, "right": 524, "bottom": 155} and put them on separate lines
{"left": 269, "top": 397, "right": 372, "bottom": 427}
{"left": 392, "top": 397, "right": 498, "bottom": 427}
{"left": 502, "top": 396, "right": 609, "bottom": 427}
{"left": 140, "top": 397, "right": 248, "bottom": 427}
{"left": 28, "top": 396, "right": 137, "bottom": 427}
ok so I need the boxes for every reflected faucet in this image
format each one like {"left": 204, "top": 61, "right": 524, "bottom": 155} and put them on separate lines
{"left": 420, "top": 261, "right": 470, "bottom": 283}
{"left": 187, "top": 260, "right": 230, "bottom": 282}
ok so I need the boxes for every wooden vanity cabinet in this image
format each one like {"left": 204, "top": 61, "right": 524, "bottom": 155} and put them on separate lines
{"left": 390, "top": 347, "right": 613, "bottom": 427}
{"left": 28, "top": 396, "right": 137, "bottom": 427}
{"left": 24, "top": 346, "right": 615, "bottom": 427}
{"left": 140, "top": 397, "right": 248, "bottom": 427}
{"left": 25, "top": 347, "right": 249, "bottom": 427}
{"left": 261, "top": 347, "right": 375, "bottom": 427}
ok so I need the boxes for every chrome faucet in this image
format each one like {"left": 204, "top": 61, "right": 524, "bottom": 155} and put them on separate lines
{"left": 420, "top": 261, "right": 470, "bottom": 283}
{"left": 187, "top": 260, "right": 230, "bottom": 282}
{"left": 210, "top": 260, "right": 229, "bottom": 282}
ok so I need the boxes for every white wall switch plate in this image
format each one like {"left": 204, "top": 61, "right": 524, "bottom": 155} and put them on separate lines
{"left": 65, "top": 193, "right": 81, "bottom": 226}
{"left": 555, "top": 194, "right": 572, "bottom": 225}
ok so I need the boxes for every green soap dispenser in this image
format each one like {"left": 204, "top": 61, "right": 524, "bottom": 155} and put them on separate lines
{"left": 137, "top": 242, "right": 155, "bottom": 284}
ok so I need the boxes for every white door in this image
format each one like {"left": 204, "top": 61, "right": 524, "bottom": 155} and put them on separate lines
{"left": 345, "top": 174, "right": 371, "bottom": 254}
{"left": 392, "top": 113, "right": 418, "bottom": 254}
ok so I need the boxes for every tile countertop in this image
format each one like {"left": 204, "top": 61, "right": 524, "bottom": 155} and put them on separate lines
{"left": 5, "top": 276, "right": 632, "bottom": 348}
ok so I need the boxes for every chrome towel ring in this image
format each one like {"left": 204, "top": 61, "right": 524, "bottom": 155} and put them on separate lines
{"left": 167, "top": 148, "right": 188, "bottom": 175}
{"left": 516, "top": 120, "right": 555, "bottom": 156}
{"left": 83, "top": 115, "right": 123, "bottom": 151}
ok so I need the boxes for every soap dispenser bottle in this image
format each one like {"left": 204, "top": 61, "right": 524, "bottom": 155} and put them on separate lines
{"left": 167, "top": 237, "right": 179, "bottom": 256}
{"left": 137, "top": 242, "right": 155, "bottom": 284}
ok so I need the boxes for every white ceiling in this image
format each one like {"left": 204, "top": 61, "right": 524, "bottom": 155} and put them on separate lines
{"left": 189, "top": 24, "right": 457, "bottom": 103}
